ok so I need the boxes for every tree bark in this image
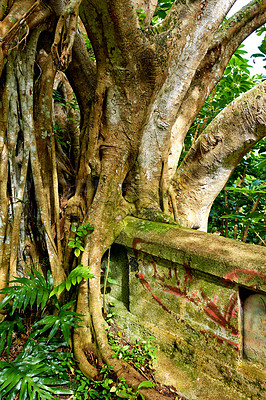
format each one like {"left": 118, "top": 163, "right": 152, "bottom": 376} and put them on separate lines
{"left": 0, "top": 0, "right": 266, "bottom": 398}
{"left": 171, "top": 81, "right": 266, "bottom": 231}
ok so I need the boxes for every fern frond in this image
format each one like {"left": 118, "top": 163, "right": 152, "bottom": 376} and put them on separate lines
{"left": 0, "top": 268, "right": 53, "bottom": 314}
{"left": 0, "top": 339, "right": 73, "bottom": 400}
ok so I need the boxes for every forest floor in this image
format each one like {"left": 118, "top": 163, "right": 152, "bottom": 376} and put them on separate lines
{"left": 0, "top": 314, "right": 189, "bottom": 400}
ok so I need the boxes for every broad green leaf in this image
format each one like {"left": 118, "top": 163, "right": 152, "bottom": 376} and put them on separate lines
{"left": 107, "top": 277, "right": 117, "bottom": 284}
{"left": 76, "top": 244, "right": 85, "bottom": 251}
{"left": 32, "top": 268, "right": 46, "bottom": 287}
{"left": 138, "top": 380, "right": 156, "bottom": 389}
{"left": 0, "top": 294, "right": 13, "bottom": 310}
{"left": 74, "top": 248, "right": 80, "bottom": 257}
{"left": 36, "top": 288, "right": 44, "bottom": 309}
{"left": 48, "top": 319, "right": 61, "bottom": 341}
{"left": 66, "top": 279, "right": 71, "bottom": 291}
{"left": 60, "top": 323, "right": 70, "bottom": 343}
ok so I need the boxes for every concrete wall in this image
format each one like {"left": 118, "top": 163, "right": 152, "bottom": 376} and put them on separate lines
{"left": 106, "top": 217, "right": 266, "bottom": 400}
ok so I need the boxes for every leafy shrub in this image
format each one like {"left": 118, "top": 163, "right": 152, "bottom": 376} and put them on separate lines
{"left": 50, "top": 264, "right": 94, "bottom": 297}
{"left": 108, "top": 328, "right": 157, "bottom": 370}
{"left": 0, "top": 264, "right": 85, "bottom": 399}
{"left": 31, "top": 300, "right": 82, "bottom": 343}
{"left": 0, "top": 312, "right": 24, "bottom": 358}
{"left": 72, "top": 364, "right": 155, "bottom": 400}
{"left": 0, "top": 338, "right": 73, "bottom": 400}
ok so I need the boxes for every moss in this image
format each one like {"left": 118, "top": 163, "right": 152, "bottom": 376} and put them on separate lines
{"left": 136, "top": 208, "right": 177, "bottom": 225}
{"left": 117, "top": 217, "right": 266, "bottom": 291}
{"left": 124, "top": 216, "right": 174, "bottom": 235}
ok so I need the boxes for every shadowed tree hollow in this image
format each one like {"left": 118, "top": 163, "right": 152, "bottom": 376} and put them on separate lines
{"left": 0, "top": 0, "right": 266, "bottom": 398}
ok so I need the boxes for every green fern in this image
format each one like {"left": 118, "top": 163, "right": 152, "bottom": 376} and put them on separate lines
{"left": 31, "top": 300, "right": 82, "bottom": 343}
{"left": 0, "top": 268, "right": 54, "bottom": 314}
{"left": 50, "top": 264, "right": 94, "bottom": 297}
{"left": 0, "top": 338, "right": 73, "bottom": 400}
{"left": 0, "top": 312, "right": 24, "bottom": 358}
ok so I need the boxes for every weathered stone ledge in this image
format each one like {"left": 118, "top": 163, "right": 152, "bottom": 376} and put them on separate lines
{"left": 115, "top": 216, "right": 266, "bottom": 291}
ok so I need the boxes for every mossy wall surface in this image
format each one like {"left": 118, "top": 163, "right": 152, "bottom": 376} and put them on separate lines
{"left": 108, "top": 217, "right": 266, "bottom": 400}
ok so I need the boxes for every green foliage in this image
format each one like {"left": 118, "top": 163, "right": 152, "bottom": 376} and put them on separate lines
{"left": 209, "top": 144, "right": 266, "bottom": 245}
{"left": 31, "top": 300, "right": 82, "bottom": 343}
{"left": 72, "top": 364, "right": 155, "bottom": 400}
{"left": 183, "top": 45, "right": 265, "bottom": 245}
{"left": 251, "top": 34, "right": 266, "bottom": 70}
{"left": 0, "top": 268, "right": 53, "bottom": 314}
{"left": 68, "top": 222, "right": 94, "bottom": 257}
{"left": 52, "top": 89, "right": 79, "bottom": 153}
{"left": 0, "top": 312, "right": 24, "bottom": 359}
{"left": 136, "top": 8, "right": 147, "bottom": 29}
{"left": 116, "top": 380, "right": 155, "bottom": 400}
{"left": 52, "top": 89, "right": 79, "bottom": 111}
{"left": 108, "top": 329, "right": 157, "bottom": 370}
{"left": 80, "top": 32, "right": 96, "bottom": 61}
{"left": 0, "top": 267, "right": 54, "bottom": 359}
{"left": 53, "top": 124, "right": 68, "bottom": 148}
{"left": 151, "top": 0, "right": 175, "bottom": 25}
{"left": 183, "top": 46, "right": 258, "bottom": 159}
{"left": 50, "top": 264, "right": 94, "bottom": 297}
{"left": 1, "top": 4, "right": 9, "bottom": 18}
{"left": 51, "top": 222, "right": 95, "bottom": 296}
{"left": 135, "top": 1, "right": 175, "bottom": 27}
{"left": 0, "top": 338, "right": 73, "bottom": 400}
{"left": 186, "top": 45, "right": 258, "bottom": 150}
{"left": 0, "top": 268, "right": 81, "bottom": 399}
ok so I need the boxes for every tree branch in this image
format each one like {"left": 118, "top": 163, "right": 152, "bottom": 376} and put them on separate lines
{"left": 134, "top": 0, "right": 237, "bottom": 209}
{"left": 79, "top": 0, "right": 145, "bottom": 66}
{"left": 65, "top": 33, "right": 96, "bottom": 124}
{"left": 168, "top": 0, "right": 266, "bottom": 177}
{"left": 171, "top": 81, "right": 266, "bottom": 231}
{"left": 0, "top": 0, "right": 53, "bottom": 76}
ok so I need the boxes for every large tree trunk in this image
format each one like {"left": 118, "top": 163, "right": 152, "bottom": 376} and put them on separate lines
{"left": 0, "top": 0, "right": 266, "bottom": 398}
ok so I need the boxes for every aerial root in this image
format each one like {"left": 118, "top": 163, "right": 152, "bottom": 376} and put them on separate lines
{"left": 51, "top": 0, "right": 82, "bottom": 70}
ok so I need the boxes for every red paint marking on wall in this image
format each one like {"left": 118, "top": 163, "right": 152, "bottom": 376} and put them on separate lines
{"left": 224, "top": 293, "right": 238, "bottom": 321}
{"left": 137, "top": 272, "right": 171, "bottom": 314}
{"left": 132, "top": 243, "right": 239, "bottom": 336}
{"left": 212, "top": 295, "right": 218, "bottom": 305}
{"left": 200, "top": 330, "right": 239, "bottom": 350}
{"left": 161, "top": 283, "right": 185, "bottom": 298}
{"left": 201, "top": 290, "right": 238, "bottom": 336}
{"left": 132, "top": 238, "right": 154, "bottom": 261}
{"left": 161, "top": 282, "right": 238, "bottom": 335}
{"left": 152, "top": 261, "right": 165, "bottom": 282}
{"left": 224, "top": 268, "right": 266, "bottom": 284}
{"left": 184, "top": 264, "right": 194, "bottom": 285}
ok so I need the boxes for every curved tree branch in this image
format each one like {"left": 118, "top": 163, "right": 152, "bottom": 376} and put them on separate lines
{"left": 171, "top": 80, "right": 266, "bottom": 231}
{"left": 168, "top": 0, "right": 266, "bottom": 178}
{"left": 65, "top": 33, "right": 96, "bottom": 126}
{"left": 134, "top": 0, "right": 237, "bottom": 211}
{"left": 0, "top": 0, "right": 53, "bottom": 76}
